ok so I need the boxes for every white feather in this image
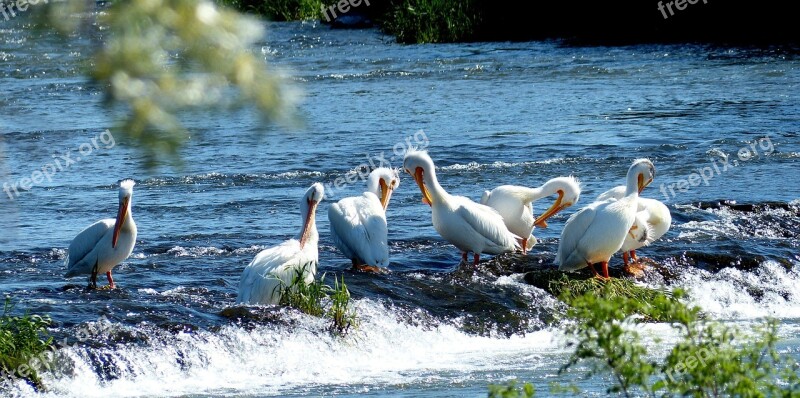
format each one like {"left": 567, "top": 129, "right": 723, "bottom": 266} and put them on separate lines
{"left": 328, "top": 192, "right": 389, "bottom": 267}
{"left": 597, "top": 185, "right": 672, "bottom": 253}
{"left": 236, "top": 239, "right": 317, "bottom": 305}
{"left": 481, "top": 177, "right": 581, "bottom": 251}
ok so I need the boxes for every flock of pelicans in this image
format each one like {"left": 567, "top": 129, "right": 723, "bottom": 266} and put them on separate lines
{"left": 64, "top": 149, "right": 671, "bottom": 305}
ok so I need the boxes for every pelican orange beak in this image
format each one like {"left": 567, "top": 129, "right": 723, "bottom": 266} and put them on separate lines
{"left": 637, "top": 174, "right": 652, "bottom": 194}
{"left": 299, "top": 198, "right": 318, "bottom": 249}
{"left": 379, "top": 179, "right": 394, "bottom": 211}
{"left": 534, "top": 190, "right": 568, "bottom": 228}
{"left": 628, "top": 224, "right": 639, "bottom": 239}
{"left": 412, "top": 167, "right": 433, "bottom": 206}
{"left": 112, "top": 196, "right": 129, "bottom": 248}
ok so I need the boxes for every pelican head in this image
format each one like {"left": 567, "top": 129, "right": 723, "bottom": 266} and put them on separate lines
{"left": 112, "top": 179, "right": 135, "bottom": 248}
{"left": 533, "top": 176, "right": 581, "bottom": 228}
{"left": 628, "top": 159, "right": 655, "bottom": 195}
{"left": 367, "top": 167, "right": 400, "bottom": 211}
{"left": 299, "top": 182, "right": 324, "bottom": 249}
{"left": 403, "top": 149, "right": 436, "bottom": 206}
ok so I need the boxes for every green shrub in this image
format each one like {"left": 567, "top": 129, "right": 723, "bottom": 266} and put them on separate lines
{"left": 490, "top": 284, "right": 800, "bottom": 397}
{"left": 557, "top": 286, "right": 800, "bottom": 397}
{"left": 488, "top": 380, "right": 535, "bottom": 398}
{"left": 0, "top": 298, "right": 53, "bottom": 391}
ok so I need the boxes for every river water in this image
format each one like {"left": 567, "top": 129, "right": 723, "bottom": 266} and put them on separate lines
{"left": 1, "top": 15, "right": 799, "bottom": 397}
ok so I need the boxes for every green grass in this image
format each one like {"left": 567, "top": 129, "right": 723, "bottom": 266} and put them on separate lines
{"left": 0, "top": 298, "right": 53, "bottom": 391}
{"left": 381, "top": 0, "right": 482, "bottom": 43}
{"left": 279, "top": 267, "right": 358, "bottom": 335}
{"left": 548, "top": 275, "right": 678, "bottom": 322}
{"left": 326, "top": 275, "right": 358, "bottom": 336}
{"left": 215, "top": 0, "right": 328, "bottom": 20}
{"left": 279, "top": 265, "right": 327, "bottom": 317}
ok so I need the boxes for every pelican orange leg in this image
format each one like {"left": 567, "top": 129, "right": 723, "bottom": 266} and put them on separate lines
{"left": 106, "top": 272, "right": 115, "bottom": 289}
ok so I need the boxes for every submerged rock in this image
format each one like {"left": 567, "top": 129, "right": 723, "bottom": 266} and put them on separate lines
{"left": 331, "top": 13, "right": 373, "bottom": 29}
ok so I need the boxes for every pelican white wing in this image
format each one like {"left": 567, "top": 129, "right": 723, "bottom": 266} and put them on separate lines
{"left": 237, "top": 240, "right": 317, "bottom": 305}
{"left": 620, "top": 210, "right": 653, "bottom": 252}
{"left": 433, "top": 196, "right": 519, "bottom": 255}
{"left": 556, "top": 204, "right": 599, "bottom": 270}
{"left": 328, "top": 192, "right": 389, "bottom": 267}
{"left": 64, "top": 219, "right": 116, "bottom": 277}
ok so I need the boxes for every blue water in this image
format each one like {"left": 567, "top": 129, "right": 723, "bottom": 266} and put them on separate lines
{"left": 1, "top": 15, "right": 799, "bottom": 397}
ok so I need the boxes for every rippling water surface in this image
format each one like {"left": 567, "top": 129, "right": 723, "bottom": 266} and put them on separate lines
{"left": 1, "top": 16, "right": 799, "bottom": 397}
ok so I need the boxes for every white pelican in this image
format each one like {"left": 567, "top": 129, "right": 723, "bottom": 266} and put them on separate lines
{"left": 64, "top": 179, "right": 137, "bottom": 289}
{"left": 328, "top": 168, "right": 400, "bottom": 273}
{"left": 555, "top": 159, "right": 655, "bottom": 278}
{"left": 403, "top": 149, "right": 518, "bottom": 266}
{"left": 596, "top": 185, "right": 672, "bottom": 268}
{"left": 481, "top": 176, "right": 581, "bottom": 254}
{"left": 237, "top": 183, "right": 324, "bottom": 305}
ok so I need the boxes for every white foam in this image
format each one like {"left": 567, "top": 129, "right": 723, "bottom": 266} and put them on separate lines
{"left": 30, "top": 299, "right": 564, "bottom": 397}
{"left": 439, "top": 159, "right": 568, "bottom": 172}
{"left": 671, "top": 261, "right": 800, "bottom": 320}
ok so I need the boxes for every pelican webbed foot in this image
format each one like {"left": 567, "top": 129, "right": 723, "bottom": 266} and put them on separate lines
{"left": 352, "top": 264, "right": 389, "bottom": 274}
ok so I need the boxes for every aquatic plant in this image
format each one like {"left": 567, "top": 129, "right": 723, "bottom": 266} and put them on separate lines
{"left": 279, "top": 266, "right": 327, "bottom": 317}
{"left": 0, "top": 298, "right": 53, "bottom": 391}
{"left": 279, "top": 268, "right": 358, "bottom": 335}
{"left": 326, "top": 274, "right": 358, "bottom": 336}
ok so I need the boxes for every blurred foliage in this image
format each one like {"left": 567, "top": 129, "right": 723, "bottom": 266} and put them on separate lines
{"left": 0, "top": 298, "right": 53, "bottom": 391}
{"left": 556, "top": 286, "right": 800, "bottom": 397}
{"left": 42, "top": 0, "right": 297, "bottom": 168}
{"left": 214, "top": 0, "right": 327, "bottom": 21}
{"left": 488, "top": 380, "right": 535, "bottom": 398}
{"left": 492, "top": 286, "right": 800, "bottom": 396}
